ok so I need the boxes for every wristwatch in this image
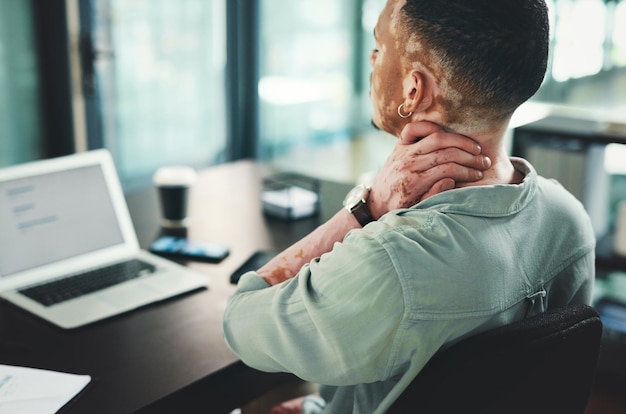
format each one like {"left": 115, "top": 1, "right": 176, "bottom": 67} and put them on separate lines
{"left": 343, "top": 183, "right": 374, "bottom": 227}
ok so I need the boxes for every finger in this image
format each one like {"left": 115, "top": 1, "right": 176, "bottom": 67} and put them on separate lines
{"left": 420, "top": 178, "right": 455, "bottom": 202}
{"left": 394, "top": 147, "right": 490, "bottom": 175}
{"left": 410, "top": 147, "right": 491, "bottom": 171}
{"left": 413, "top": 131, "right": 483, "bottom": 156}
{"left": 421, "top": 162, "right": 485, "bottom": 184}
{"left": 399, "top": 121, "right": 441, "bottom": 144}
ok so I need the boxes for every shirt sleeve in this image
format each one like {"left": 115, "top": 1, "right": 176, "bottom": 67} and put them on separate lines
{"left": 222, "top": 230, "right": 406, "bottom": 386}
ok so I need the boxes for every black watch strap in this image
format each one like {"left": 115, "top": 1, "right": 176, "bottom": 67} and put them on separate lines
{"left": 351, "top": 202, "right": 374, "bottom": 227}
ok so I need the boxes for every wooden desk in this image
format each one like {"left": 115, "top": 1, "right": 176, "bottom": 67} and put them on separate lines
{"left": 0, "top": 160, "right": 350, "bottom": 414}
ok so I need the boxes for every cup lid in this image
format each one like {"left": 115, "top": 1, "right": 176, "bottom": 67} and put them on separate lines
{"left": 153, "top": 166, "right": 197, "bottom": 186}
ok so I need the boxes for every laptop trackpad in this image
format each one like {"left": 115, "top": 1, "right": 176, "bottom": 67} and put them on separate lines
{"left": 96, "top": 282, "right": 161, "bottom": 308}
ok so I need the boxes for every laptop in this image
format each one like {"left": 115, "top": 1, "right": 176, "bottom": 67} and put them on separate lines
{"left": 0, "top": 149, "right": 209, "bottom": 329}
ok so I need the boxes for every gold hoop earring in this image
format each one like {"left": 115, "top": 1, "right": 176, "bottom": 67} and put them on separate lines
{"left": 397, "top": 103, "right": 413, "bottom": 119}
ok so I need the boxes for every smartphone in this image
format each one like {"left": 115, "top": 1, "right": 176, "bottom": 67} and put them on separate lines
{"left": 230, "top": 250, "right": 275, "bottom": 284}
{"left": 149, "top": 236, "right": 229, "bottom": 263}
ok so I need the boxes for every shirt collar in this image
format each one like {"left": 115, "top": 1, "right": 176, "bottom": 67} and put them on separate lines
{"left": 411, "top": 157, "right": 537, "bottom": 217}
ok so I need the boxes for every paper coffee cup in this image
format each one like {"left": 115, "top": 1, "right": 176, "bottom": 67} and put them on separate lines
{"left": 153, "top": 166, "right": 197, "bottom": 228}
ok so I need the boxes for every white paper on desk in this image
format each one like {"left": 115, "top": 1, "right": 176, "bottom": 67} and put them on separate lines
{"left": 0, "top": 364, "right": 91, "bottom": 414}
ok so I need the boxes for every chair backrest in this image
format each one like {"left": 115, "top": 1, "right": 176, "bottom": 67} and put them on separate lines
{"left": 387, "top": 304, "right": 603, "bottom": 414}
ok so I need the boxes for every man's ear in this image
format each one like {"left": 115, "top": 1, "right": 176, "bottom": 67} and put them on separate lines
{"left": 402, "top": 70, "right": 434, "bottom": 114}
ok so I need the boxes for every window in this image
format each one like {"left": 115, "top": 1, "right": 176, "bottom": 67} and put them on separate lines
{"left": 259, "top": 0, "right": 394, "bottom": 181}
{"left": 90, "top": 0, "right": 227, "bottom": 187}
{"left": 551, "top": 0, "right": 606, "bottom": 82}
{"left": 535, "top": 0, "right": 626, "bottom": 112}
{"left": 0, "top": 0, "right": 43, "bottom": 167}
{"left": 613, "top": 1, "right": 626, "bottom": 66}
{"left": 258, "top": 0, "right": 356, "bottom": 161}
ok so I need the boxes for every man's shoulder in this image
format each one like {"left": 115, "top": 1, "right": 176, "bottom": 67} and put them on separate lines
{"left": 535, "top": 175, "right": 593, "bottom": 227}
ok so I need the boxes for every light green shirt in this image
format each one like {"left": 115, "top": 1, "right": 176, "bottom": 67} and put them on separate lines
{"left": 223, "top": 158, "right": 595, "bottom": 413}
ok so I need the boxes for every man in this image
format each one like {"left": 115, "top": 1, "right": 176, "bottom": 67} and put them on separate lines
{"left": 224, "top": 1, "right": 595, "bottom": 413}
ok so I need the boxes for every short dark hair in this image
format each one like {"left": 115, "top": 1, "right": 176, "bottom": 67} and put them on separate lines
{"left": 399, "top": 0, "right": 549, "bottom": 126}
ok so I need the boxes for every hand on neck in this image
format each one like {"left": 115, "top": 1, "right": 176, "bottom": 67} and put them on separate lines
{"left": 412, "top": 113, "right": 522, "bottom": 187}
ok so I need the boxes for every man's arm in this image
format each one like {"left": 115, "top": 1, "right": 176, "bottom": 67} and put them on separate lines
{"left": 259, "top": 122, "right": 491, "bottom": 286}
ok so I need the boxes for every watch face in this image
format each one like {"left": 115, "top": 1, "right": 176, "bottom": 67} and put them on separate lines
{"left": 344, "top": 184, "right": 367, "bottom": 208}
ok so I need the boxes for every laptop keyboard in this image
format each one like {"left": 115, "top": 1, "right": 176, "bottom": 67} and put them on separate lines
{"left": 19, "top": 259, "right": 157, "bottom": 307}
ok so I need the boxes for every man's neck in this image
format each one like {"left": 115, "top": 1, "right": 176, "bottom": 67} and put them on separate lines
{"left": 411, "top": 113, "right": 522, "bottom": 187}
{"left": 455, "top": 123, "right": 523, "bottom": 188}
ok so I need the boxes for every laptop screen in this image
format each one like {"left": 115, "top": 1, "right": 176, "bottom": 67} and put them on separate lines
{"left": 0, "top": 164, "right": 124, "bottom": 278}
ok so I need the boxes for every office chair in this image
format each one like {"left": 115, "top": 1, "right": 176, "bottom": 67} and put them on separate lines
{"left": 387, "top": 303, "right": 603, "bottom": 414}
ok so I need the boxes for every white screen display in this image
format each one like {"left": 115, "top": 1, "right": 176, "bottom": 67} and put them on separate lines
{"left": 0, "top": 165, "right": 124, "bottom": 277}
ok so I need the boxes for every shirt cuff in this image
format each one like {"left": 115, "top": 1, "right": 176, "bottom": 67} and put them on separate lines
{"left": 236, "top": 271, "right": 271, "bottom": 292}
{"left": 302, "top": 395, "right": 326, "bottom": 414}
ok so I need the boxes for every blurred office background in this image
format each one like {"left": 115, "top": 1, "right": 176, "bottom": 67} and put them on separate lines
{"left": 1, "top": 0, "right": 625, "bottom": 206}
